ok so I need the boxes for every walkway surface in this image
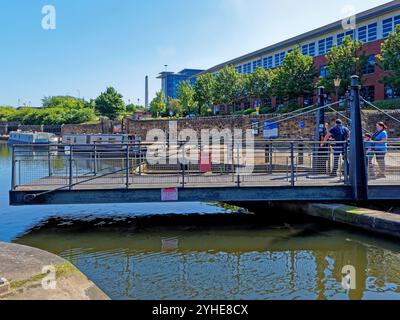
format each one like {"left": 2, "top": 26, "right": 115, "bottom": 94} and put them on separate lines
{"left": 0, "top": 242, "right": 109, "bottom": 300}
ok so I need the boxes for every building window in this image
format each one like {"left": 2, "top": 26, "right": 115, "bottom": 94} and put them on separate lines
{"left": 383, "top": 17, "right": 393, "bottom": 38}
{"left": 302, "top": 45, "right": 308, "bottom": 56}
{"left": 368, "top": 23, "right": 377, "bottom": 42}
{"left": 309, "top": 43, "right": 315, "bottom": 57}
{"left": 235, "top": 65, "right": 242, "bottom": 74}
{"left": 361, "top": 86, "right": 375, "bottom": 102}
{"left": 345, "top": 30, "right": 354, "bottom": 40}
{"left": 358, "top": 26, "right": 367, "bottom": 42}
{"left": 385, "top": 86, "right": 400, "bottom": 100}
{"left": 337, "top": 33, "right": 345, "bottom": 46}
{"left": 362, "top": 55, "right": 375, "bottom": 75}
{"left": 275, "top": 52, "right": 285, "bottom": 66}
{"left": 280, "top": 52, "right": 286, "bottom": 64}
{"left": 326, "top": 37, "right": 333, "bottom": 52}
{"left": 253, "top": 59, "right": 262, "bottom": 70}
{"left": 395, "top": 15, "right": 400, "bottom": 27}
{"left": 263, "top": 56, "right": 273, "bottom": 69}
{"left": 319, "top": 65, "right": 329, "bottom": 78}
{"left": 318, "top": 39, "right": 326, "bottom": 55}
{"left": 243, "top": 63, "right": 252, "bottom": 74}
{"left": 275, "top": 53, "right": 280, "bottom": 66}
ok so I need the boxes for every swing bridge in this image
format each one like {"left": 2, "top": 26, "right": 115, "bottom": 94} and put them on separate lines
{"left": 9, "top": 76, "right": 400, "bottom": 206}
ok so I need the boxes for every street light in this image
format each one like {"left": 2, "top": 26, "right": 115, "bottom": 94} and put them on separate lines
{"left": 334, "top": 76, "right": 341, "bottom": 102}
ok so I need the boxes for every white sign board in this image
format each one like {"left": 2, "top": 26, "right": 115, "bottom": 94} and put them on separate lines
{"left": 161, "top": 188, "right": 178, "bottom": 202}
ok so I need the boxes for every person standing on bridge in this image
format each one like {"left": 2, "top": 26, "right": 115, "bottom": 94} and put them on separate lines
{"left": 322, "top": 119, "right": 350, "bottom": 177}
{"left": 372, "top": 122, "right": 388, "bottom": 179}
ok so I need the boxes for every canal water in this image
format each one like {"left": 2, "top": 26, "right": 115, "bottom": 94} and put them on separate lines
{"left": 2, "top": 141, "right": 400, "bottom": 300}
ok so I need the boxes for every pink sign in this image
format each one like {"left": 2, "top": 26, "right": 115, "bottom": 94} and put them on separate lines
{"left": 200, "top": 152, "right": 212, "bottom": 173}
{"left": 161, "top": 188, "right": 178, "bottom": 202}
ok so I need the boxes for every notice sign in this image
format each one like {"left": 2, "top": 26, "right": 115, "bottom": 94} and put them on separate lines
{"left": 200, "top": 152, "right": 212, "bottom": 173}
{"left": 161, "top": 188, "right": 178, "bottom": 202}
{"left": 264, "top": 121, "right": 279, "bottom": 139}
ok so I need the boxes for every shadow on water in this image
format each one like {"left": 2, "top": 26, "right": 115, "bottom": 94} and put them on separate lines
{"left": 13, "top": 213, "right": 400, "bottom": 301}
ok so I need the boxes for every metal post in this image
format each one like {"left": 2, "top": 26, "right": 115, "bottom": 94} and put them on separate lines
{"left": 344, "top": 141, "right": 349, "bottom": 185}
{"left": 94, "top": 142, "right": 98, "bottom": 176}
{"left": 290, "top": 143, "right": 295, "bottom": 187}
{"left": 236, "top": 146, "right": 241, "bottom": 187}
{"left": 314, "top": 86, "right": 326, "bottom": 174}
{"left": 48, "top": 145, "right": 52, "bottom": 177}
{"left": 181, "top": 144, "right": 185, "bottom": 188}
{"left": 125, "top": 144, "right": 130, "bottom": 189}
{"left": 11, "top": 145, "right": 16, "bottom": 190}
{"left": 139, "top": 141, "right": 142, "bottom": 176}
{"left": 69, "top": 144, "right": 73, "bottom": 190}
{"left": 349, "top": 75, "right": 368, "bottom": 200}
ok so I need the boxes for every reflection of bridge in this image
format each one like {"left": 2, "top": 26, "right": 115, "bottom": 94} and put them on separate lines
{"left": 9, "top": 76, "right": 400, "bottom": 205}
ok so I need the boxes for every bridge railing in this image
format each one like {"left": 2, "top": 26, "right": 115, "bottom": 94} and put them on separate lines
{"left": 11, "top": 140, "right": 355, "bottom": 191}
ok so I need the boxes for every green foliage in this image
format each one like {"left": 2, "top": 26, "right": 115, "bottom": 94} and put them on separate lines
{"left": 377, "top": 25, "right": 400, "bottom": 91}
{"left": 149, "top": 91, "right": 166, "bottom": 117}
{"left": 273, "top": 48, "right": 317, "bottom": 100}
{"left": 318, "top": 36, "right": 366, "bottom": 94}
{"left": 367, "top": 98, "right": 400, "bottom": 110}
{"left": 243, "top": 67, "right": 273, "bottom": 102}
{"left": 167, "top": 98, "right": 183, "bottom": 117}
{"left": 94, "top": 87, "right": 126, "bottom": 120}
{"left": 213, "top": 65, "right": 242, "bottom": 113}
{"left": 0, "top": 96, "right": 97, "bottom": 125}
{"left": 177, "top": 81, "right": 197, "bottom": 115}
{"left": 194, "top": 73, "right": 216, "bottom": 115}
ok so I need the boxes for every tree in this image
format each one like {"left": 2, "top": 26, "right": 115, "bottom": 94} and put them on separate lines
{"left": 167, "top": 98, "right": 183, "bottom": 117}
{"left": 214, "top": 65, "right": 241, "bottom": 113}
{"left": 273, "top": 48, "right": 317, "bottom": 103}
{"left": 194, "top": 73, "right": 216, "bottom": 115}
{"left": 243, "top": 67, "right": 273, "bottom": 106}
{"left": 95, "top": 87, "right": 126, "bottom": 120}
{"left": 377, "top": 25, "right": 400, "bottom": 92}
{"left": 318, "top": 36, "right": 366, "bottom": 95}
{"left": 149, "top": 91, "right": 166, "bottom": 117}
{"left": 177, "top": 81, "right": 197, "bottom": 115}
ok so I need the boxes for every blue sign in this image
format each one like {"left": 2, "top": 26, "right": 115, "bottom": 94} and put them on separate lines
{"left": 264, "top": 121, "right": 279, "bottom": 139}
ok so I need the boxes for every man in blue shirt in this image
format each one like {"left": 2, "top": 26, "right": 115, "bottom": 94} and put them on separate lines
{"left": 323, "top": 120, "right": 350, "bottom": 177}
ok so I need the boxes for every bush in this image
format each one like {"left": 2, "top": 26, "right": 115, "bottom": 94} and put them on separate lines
{"left": 368, "top": 99, "right": 400, "bottom": 110}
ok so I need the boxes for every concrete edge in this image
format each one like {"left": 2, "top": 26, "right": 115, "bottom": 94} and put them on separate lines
{"left": 304, "top": 203, "right": 400, "bottom": 239}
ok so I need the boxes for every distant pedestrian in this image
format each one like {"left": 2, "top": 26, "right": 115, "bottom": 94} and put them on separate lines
{"left": 322, "top": 119, "right": 350, "bottom": 177}
{"left": 372, "top": 122, "right": 388, "bottom": 179}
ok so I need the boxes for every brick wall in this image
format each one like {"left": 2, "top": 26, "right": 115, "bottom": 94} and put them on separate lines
{"left": 125, "top": 110, "right": 400, "bottom": 141}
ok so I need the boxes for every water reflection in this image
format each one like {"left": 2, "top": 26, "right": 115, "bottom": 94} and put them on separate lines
{"left": 14, "top": 221, "right": 400, "bottom": 300}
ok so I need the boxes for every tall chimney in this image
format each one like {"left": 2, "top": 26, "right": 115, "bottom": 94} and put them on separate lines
{"left": 145, "top": 76, "right": 149, "bottom": 108}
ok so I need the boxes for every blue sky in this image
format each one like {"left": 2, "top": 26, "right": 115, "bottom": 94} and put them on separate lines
{"left": 0, "top": 0, "right": 390, "bottom": 107}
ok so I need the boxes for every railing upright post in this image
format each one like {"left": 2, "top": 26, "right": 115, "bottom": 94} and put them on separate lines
{"left": 69, "top": 144, "right": 73, "bottom": 190}
{"left": 94, "top": 142, "right": 98, "bottom": 176}
{"left": 236, "top": 145, "right": 241, "bottom": 187}
{"left": 344, "top": 141, "right": 349, "bottom": 185}
{"left": 48, "top": 145, "right": 52, "bottom": 177}
{"left": 11, "top": 145, "right": 16, "bottom": 190}
{"left": 290, "top": 142, "right": 295, "bottom": 187}
{"left": 125, "top": 144, "right": 130, "bottom": 189}
{"left": 181, "top": 143, "right": 185, "bottom": 188}
{"left": 349, "top": 75, "right": 368, "bottom": 201}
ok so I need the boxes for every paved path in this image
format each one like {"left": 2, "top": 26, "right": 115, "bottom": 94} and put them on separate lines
{"left": 0, "top": 242, "right": 109, "bottom": 300}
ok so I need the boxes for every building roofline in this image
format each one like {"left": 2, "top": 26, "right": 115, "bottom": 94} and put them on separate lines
{"left": 198, "top": 0, "right": 400, "bottom": 75}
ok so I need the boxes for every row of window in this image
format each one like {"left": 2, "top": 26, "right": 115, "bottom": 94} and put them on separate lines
{"left": 234, "top": 14, "right": 400, "bottom": 75}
